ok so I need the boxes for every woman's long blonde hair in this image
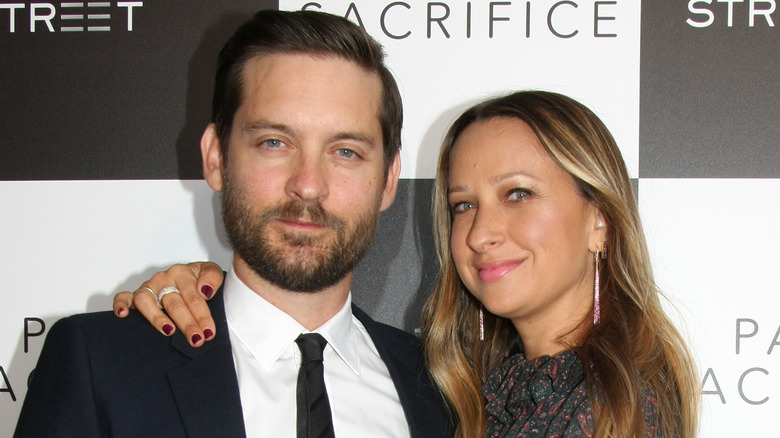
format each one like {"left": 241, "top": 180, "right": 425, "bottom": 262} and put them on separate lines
{"left": 420, "top": 91, "right": 699, "bottom": 437}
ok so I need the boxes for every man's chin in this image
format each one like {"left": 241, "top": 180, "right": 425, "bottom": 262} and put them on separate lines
{"left": 265, "top": 269, "right": 346, "bottom": 293}
{"left": 276, "top": 244, "right": 332, "bottom": 263}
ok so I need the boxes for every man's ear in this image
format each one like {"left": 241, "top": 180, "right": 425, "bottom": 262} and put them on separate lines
{"left": 379, "top": 151, "right": 401, "bottom": 212}
{"left": 201, "top": 123, "right": 224, "bottom": 192}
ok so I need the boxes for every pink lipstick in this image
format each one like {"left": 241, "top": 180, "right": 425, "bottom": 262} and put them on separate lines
{"left": 477, "top": 260, "right": 521, "bottom": 282}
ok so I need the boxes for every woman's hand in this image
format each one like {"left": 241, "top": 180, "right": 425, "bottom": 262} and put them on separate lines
{"left": 113, "top": 261, "right": 224, "bottom": 347}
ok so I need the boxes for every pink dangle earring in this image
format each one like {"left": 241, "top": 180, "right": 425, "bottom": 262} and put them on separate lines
{"left": 479, "top": 306, "right": 485, "bottom": 341}
{"left": 594, "top": 240, "right": 607, "bottom": 324}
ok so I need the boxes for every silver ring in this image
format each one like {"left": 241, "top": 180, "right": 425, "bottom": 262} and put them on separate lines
{"left": 131, "top": 287, "right": 157, "bottom": 308}
{"left": 157, "top": 286, "right": 180, "bottom": 308}
{"left": 139, "top": 286, "right": 156, "bottom": 299}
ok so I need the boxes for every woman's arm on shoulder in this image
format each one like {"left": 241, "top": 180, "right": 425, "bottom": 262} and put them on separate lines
{"left": 112, "top": 261, "right": 224, "bottom": 347}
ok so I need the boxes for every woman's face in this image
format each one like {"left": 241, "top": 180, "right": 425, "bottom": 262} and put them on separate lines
{"left": 448, "top": 117, "right": 605, "bottom": 334}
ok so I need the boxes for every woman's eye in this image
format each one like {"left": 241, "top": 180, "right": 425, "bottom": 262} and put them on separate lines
{"left": 508, "top": 188, "right": 531, "bottom": 201}
{"left": 451, "top": 201, "right": 475, "bottom": 213}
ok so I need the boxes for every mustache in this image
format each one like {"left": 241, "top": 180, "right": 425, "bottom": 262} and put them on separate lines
{"left": 262, "top": 200, "right": 346, "bottom": 231}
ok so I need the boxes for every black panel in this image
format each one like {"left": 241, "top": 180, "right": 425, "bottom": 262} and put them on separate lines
{"left": 639, "top": 1, "right": 780, "bottom": 178}
{"left": 0, "top": 1, "right": 278, "bottom": 180}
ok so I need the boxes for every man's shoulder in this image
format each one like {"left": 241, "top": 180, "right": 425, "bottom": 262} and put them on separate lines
{"left": 30, "top": 302, "right": 230, "bottom": 391}
{"left": 54, "top": 308, "right": 162, "bottom": 334}
{"left": 43, "top": 309, "right": 179, "bottom": 357}
{"left": 17, "top": 295, "right": 243, "bottom": 437}
{"left": 52, "top": 289, "right": 227, "bottom": 344}
{"left": 51, "top": 309, "right": 143, "bottom": 335}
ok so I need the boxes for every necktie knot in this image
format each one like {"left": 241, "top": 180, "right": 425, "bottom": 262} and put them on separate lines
{"left": 296, "top": 333, "right": 327, "bottom": 363}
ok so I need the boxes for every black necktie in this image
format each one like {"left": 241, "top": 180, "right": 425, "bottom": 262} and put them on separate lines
{"left": 295, "top": 333, "right": 335, "bottom": 438}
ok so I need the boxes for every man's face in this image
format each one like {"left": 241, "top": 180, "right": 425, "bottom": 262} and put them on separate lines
{"left": 203, "top": 54, "right": 399, "bottom": 292}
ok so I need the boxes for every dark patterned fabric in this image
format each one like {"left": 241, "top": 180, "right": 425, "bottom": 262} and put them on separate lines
{"left": 483, "top": 349, "right": 661, "bottom": 437}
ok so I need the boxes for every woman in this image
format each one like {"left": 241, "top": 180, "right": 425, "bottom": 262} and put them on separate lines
{"left": 116, "top": 91, "right": 699, "bottom": 437}
{"left": 419, "top": 91, "right": 698, "bottom": 437}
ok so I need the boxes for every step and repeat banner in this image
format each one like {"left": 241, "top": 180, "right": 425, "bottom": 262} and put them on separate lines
{"left": 1, "top": 1, "right": 778, "bottom": 435}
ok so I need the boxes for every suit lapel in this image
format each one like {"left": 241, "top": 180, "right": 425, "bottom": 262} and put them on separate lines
{"left": 167, "top": 290, "right": 247, "bottom": 438}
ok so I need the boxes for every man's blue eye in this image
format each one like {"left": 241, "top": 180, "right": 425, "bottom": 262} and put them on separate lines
{"left": 337, "top": 149, "right": 356, "bottom": 158}
{"left": 263, "top": 139, "right": 283, "bottom": 148}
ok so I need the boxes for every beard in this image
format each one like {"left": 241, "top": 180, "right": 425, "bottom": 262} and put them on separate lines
{"left": 221, "top": 173, "right": 380, "bottom": 292}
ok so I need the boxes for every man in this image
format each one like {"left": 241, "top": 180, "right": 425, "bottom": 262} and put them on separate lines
{"left": 15, "top": 10, "right": 451, "bottom": 438}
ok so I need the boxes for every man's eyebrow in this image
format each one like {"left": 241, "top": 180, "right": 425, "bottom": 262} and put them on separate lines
{"left": 326, "top": 131, "right": 378, "bottom": 146}
{"left": 242, "top": 121, "right": 292, "bottom": 134}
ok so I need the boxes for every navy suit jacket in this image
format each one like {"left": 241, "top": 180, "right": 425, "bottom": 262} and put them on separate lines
{"left": 14, "top": 289, "right": 453, "bottom": 437}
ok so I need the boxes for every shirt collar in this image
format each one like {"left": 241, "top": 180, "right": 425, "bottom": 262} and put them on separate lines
{"left": 223, "top": 267, "right": 362, "bottom": 374}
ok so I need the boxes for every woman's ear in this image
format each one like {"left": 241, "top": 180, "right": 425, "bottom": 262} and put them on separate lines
{"left": 201, "top": 123, "right": 225, "bottom": 192}
{"left": 589, "top": 207, "right": 608, "bottom": 253}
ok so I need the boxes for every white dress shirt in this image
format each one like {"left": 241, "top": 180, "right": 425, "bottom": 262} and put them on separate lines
{"left": 223, "top": 268, "right": 411, "bottom": 437}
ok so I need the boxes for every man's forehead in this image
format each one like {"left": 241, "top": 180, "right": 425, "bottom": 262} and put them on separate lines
{"left": 231, "top": 53, "right": 384, "bottom": 144}
{"left": 236, "top": 52, "right": 383, "bottom": 120}
{"left": 241, "top": 52, "right": 375, "bottom": 82}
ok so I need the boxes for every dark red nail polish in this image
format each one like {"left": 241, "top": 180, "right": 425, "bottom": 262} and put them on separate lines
{"left": 162, "top": 324, "right": 174, "bottom": 336}
{"left": 204, "top": 328, "right": 214, "bottom": 340}
{"left": 201, "top": 285, "right": 214, "bottom": 299}
{"left": 191, "top": 334, "right": 202, "bottom": 345}
{"left": 117, "top": 308, "right": 126, "bottom": 316}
